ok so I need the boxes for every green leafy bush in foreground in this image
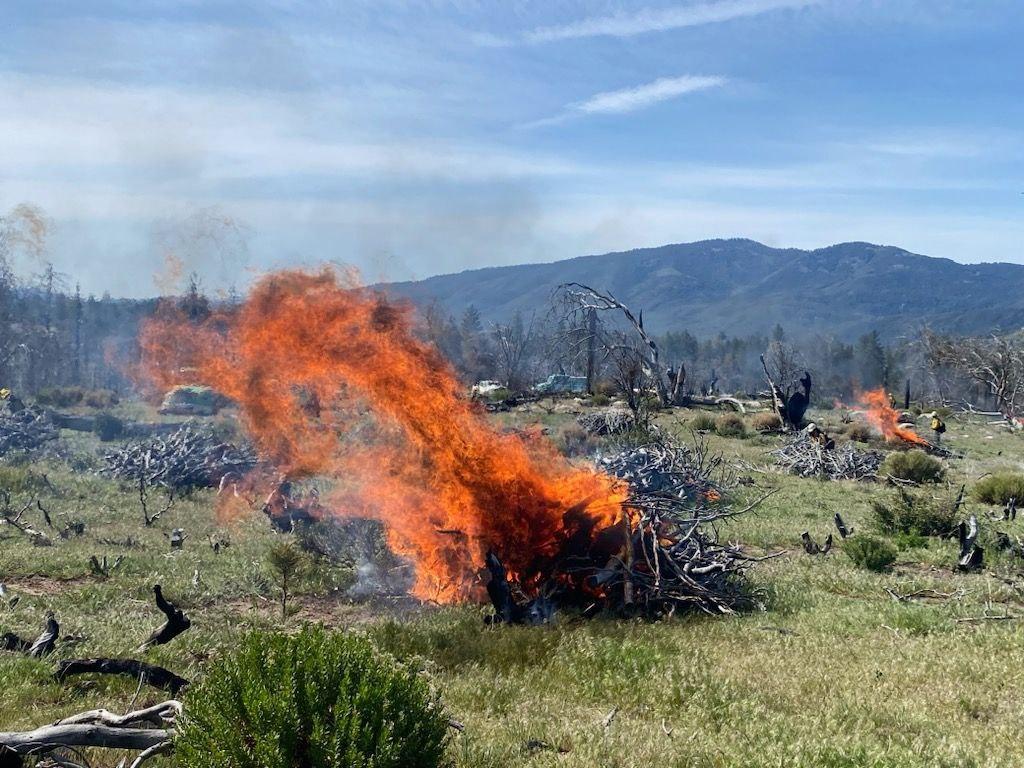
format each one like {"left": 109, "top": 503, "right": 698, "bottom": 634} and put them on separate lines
{"left": 845, "top": 535, "right": 898, "bottom": 572}
{"left": 974, "top": 473, "right": 1024, "bottom": 506}
{"left": 176, "top": 626, "right": 450, "bottom": 768}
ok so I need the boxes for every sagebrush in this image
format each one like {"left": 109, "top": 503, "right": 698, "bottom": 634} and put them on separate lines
{"left": 881, "top": 450, "right": 944, "bottom": 483}
{"left": 176, "top": 626, "right": 450, "bottom": 768}
{"left": 974, "top": 473, "right": 1024, "bottom": 506}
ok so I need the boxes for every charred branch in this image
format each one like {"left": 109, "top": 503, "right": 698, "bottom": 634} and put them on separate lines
{"left": 54, "top": 658, "right": 189, "bottom": 695}
{"left": 138, "top": 585, "right": 190, "bottom": 651}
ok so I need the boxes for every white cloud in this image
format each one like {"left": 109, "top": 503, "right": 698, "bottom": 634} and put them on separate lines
{"left": 574, "top": 75, "right": 727, "bottom": 114}
{"left": 525, "top": 0, "right": 819, "bottom": 43}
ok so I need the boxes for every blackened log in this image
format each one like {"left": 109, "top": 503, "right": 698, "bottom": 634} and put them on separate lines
{"left": 0, "top": 633, "right": 29, "bottom": 653}
{"left": 139, "top": 585, "right": 190, "bottom": 651}
{"left": 54, "top": 658, "right": 189, "bottom": 695}
{"left": 834, "top": 512, "right": 853, "bottom": 539}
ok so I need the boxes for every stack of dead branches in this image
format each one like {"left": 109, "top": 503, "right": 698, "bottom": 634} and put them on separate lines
{"left": 590, "top": 434, "right": 771, "bottom": 616}
{"left": 577, "top": 409, "right": 636, "bottom": 436}
{"left": 0, "top": 406, "right": 57, "bottom": 457}
{"left": 101, "top": 425, "right": 257, "bottom": 491}
{"left": 771, "top": 432, "right": 882, "bottom": 480}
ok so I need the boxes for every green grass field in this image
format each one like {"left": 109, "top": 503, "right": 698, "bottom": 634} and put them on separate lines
{"left": 3, "top": 404, "right": 1024, "bottom": 767}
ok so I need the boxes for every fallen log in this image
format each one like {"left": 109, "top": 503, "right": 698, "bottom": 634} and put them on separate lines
{"left": 54, "top": 658, "right": 189, "bottom": 695}
{"left": 0, "top": 701, "right": 179, "bottom": 762}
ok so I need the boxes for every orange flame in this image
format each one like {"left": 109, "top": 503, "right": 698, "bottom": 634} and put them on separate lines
{"left": 855, "top": 388, "right": 928, "bottom": 445}
{"left": 136, "top": 268, "right": 625, "bottom": 602}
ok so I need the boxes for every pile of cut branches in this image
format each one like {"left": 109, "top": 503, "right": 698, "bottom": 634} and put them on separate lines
{"left": 577, "top": 409, "right": 636, "bottom": 436}
{"left": 0, "top": 405, "right": 58, "bottom": 457}
{"left": 101, "top": 425, "right": 257, "bottom": 491}
{"left": 771, "top": 432, "right": 882, "bottom": 480}
{"left": 591, "top": 434, "right": 770, "bottom": 616}
{"left": 489, "top": 432, "right": 769, "bottom": 623}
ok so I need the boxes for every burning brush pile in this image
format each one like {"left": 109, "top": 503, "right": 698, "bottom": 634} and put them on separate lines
{"left": 135, "top": 268, "right": 763, "bottom": 622}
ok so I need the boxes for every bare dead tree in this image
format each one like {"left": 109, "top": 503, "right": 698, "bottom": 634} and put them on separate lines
{"left": 491, "top": 311, "right": 536, "bottom": 391}
{"left": 138, "top": 475, "right": 175, "bottom": 527}
{"left": 760, "top": 341, "right": 812, "bottom": 431}
{"left": 923, "top": 330, "right": 1024, "bottom": 421}
{"left": 608, "top": 341, "right": 649, "bottom": 423}
{"left": 556, "top": 283, "right": 671, "bottom": 405}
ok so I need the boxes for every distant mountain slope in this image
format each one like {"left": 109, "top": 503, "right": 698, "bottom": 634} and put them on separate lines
{"left": 384, "top": 239, "right": 1024, "bottom": 341}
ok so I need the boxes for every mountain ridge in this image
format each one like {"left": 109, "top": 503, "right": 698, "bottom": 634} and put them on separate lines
{"left": 383, "top": 239, "right": 1024, "bottom": 341}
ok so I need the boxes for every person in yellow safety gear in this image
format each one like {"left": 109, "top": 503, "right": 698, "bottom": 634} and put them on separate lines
{"left": 928, "top": 412, "right": 946, "bottom": 445}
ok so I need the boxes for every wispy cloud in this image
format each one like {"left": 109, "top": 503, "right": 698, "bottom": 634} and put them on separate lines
{"left": 524, "top": 0, "right": 819, "bottom": 43}
{"left": 524, "top": 75, "right": 727, "bottom": 128}
{"left": 575, "top": 75, "right": 727, "bottom": 114}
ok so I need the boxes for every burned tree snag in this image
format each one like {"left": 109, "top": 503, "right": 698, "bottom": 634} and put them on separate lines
{"left": 55, "top": 658, "right": 189, "bottom": 695}
{"left": 28, "top": 614, "right": 59, "bottom": 658}
{"left": 139, "top": 585, "right": 190, "bottom": 651}
{"left": 3, "top": 615, "right": 59, "bottom": 658}
{"left": 957, "top": 516, "right": 984, "bottom": 571}
{"left": 801, "top": 531, "right": 832, "bottom": 555}
{"left": 484, "top": 550, "right": 513, "bottom": 624}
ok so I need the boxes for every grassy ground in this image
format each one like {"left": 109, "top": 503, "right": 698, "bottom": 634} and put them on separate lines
{"left": 3, "top": 404, "right": 1024, "bottom": 766}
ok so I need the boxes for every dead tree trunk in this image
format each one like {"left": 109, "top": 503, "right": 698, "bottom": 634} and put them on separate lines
{"left": 560, "top": 283, "right": 671, "bottom": 406}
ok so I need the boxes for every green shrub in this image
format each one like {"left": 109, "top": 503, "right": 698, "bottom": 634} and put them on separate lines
{"left": 558, "top": 424, "right": 598, "bottom": 458}
{"left": 846, "top": 422, "right": 874, "bottom": 443}
{"left": 0, "top": 466, "right": 50, "bottom": 494}
{"left": 844, "top": 535, "right": 897, "bottom": 572}
{"left": 714, "top": 413, "right": 747, "bottom": 438}
{"left": 974, "top": 473, "right": 1024, "bottom": 506}
{"left": 750, "top": 412, "right": 782, "bottom": 432}
{"left": 689, "top": 413, "right": 717, "bottom": 432}
{"left": 871, "top": 489, "right": 958, "bottom": 537}
{"left": 83, "top": 389, "right": 119, "bottom": 408}
{"left": 34, "top": 386, "right": 118, "bottom": 409}
{"left": 892, "top": 531, "right": 929, "bottom": 551}
{"left": 34, "top": 386, "right": 84, "bottom": 407}
{"left": 881, "top": 450, "right": 944, "bottom": 483}
{"left": 589, "top": 393, "right": 611, "bottom": 407}
{"left": 92, "top": 412, "right": 124, "bottom": 442}
{"left": 176, "top": 626, "right": 449, "bottom": 768}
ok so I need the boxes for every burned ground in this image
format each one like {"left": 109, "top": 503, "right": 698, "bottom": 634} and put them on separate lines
{"left": 2, "top": 402, "right": 1024, "bottom": 766}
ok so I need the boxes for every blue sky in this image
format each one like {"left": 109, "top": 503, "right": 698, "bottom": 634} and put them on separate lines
{"left": 2, "top": 0, "right": 1022, "bottom": 296}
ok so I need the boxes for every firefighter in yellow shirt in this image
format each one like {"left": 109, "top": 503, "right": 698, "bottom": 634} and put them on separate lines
{"left": 926, "top": 412, "right": 946, "bottom": 445}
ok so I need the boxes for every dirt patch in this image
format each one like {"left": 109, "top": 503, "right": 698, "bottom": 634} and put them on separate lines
{"left": 3, "top": 574, "right": 90, "bottom": 596}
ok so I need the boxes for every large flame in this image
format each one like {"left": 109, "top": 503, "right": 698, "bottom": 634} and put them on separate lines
{"left": 137, "top": 268, "right": 625, "bottom": 602}
{"left": 856, "top": 388, "right": 928, "bottom": 445}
